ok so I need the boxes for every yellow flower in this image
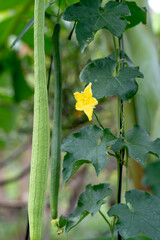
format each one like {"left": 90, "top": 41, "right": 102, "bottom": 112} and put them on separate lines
{"left": 74, "top": 83, "right": 98, "bottom": 121}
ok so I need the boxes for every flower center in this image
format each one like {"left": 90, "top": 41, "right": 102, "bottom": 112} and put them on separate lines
{"left": 83, "top": 97, "right": 89, "bottom": 105}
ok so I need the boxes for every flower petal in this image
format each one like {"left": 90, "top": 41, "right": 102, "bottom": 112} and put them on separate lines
{"left": 75, "top": 101, "right": 84, "bottom": 111}
{"left": 74, "top": 83, "right": 98, "bottom": 121}
{"left": 83, "top": 106, "right": 93, "bottom": 121}
{"left": 90, "top": 97, "right": 98, "bottom": 106}
{"left": 74, "top": 92, "right": 83, "bottom": 101}
{"left": 83, "top": 83, "right": 92, "bottom": 98}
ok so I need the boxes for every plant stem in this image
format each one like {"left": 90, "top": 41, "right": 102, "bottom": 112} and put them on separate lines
{"left": 93, "top": 110, "right": 104, "bottom": 130}
{"left": 112, "top": 36, "right": 118, "bottom": 62}
{"left": 114, "top": 1, "right": 125, "bottom": 240}
{"left": 99, "top": 211, "right": 114, "bottom": 239}
{"left": 125, "top": 149, "right": 129, "bottom": 192}
{"left": 117, "top": 36, "right": 125, "bottom": 240}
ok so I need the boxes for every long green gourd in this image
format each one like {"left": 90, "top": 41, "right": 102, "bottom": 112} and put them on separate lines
{"left": 28, "top": 0, "right": 50, "bottom": 239}
{"left": 50, "top": 23, "right": 62, "bottom": 220}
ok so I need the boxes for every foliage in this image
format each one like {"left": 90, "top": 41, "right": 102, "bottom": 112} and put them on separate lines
{"left": 61, "top": 183, "right": 112, "bottom": 232}
{"left": 1, "top": 0, "right": 160, "bottom": 240}
{"left": 108, "top": 190, "right": 160, "bottom": 239}
{"left": 80, "top": 57, "right": 143, "bottom": 101}
{"left": 143, "top": 161, "right": 160, "bottom": 198}
{"left": 62, "top": 125, "right": 116, "bottom": 185}
{"left": 63, "top": 0, "right": 130, "bottom": 51}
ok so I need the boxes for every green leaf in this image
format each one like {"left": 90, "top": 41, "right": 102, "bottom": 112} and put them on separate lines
{"left": 0, "top": 0, "right": 29, "bottom": 11}
{"left": 0, "top": 104, "right": 18, "bottom": 132}
{"left": 61, "top": 125, "right": 117, "bottom": 185}
{"left": 63, "top": 0, "right": 130, "bottom": 51}
{"left": 108, "top": 190, "right": 160, "bottom": 239}
{"left": 58, "top": 215, "right": 67, "bottom": 228}
{"left": 64, "top": 183, "right": 112, "bottom": 232}
{"left": 80, "top": 57, "right": 143, "bottom": 101}
{"left": 143, "top": 161, "right": 160, "bottom": 198}
{"left": 125, "top": 2, "right": 147, "bottom": 29}
{"left": 0, "top": 139, "right": 5, "bottom": 149}
{"left": 128, "top": 237, "right": 151, "bottom": 240}
{"left": 11, "top": 53, "right": 33, "bottom": 102}
{"left": 111, "top": 125, "right": 160, "bottom": 165}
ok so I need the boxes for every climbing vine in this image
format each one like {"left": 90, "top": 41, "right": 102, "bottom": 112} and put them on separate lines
{"left": 27, "top": 0, "right": 160, "bottom": 239}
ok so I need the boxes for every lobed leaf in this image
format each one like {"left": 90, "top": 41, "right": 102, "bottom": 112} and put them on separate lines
{"left": 61, "top": 125, "right": 117, "bottom": 185}
{"left": 80, "top": 57, "right": 143, "bottom": 101}
{"left": 111, "top": 125, "right": 160, "bottom": 165}
{"left": 63, "top": 0, "right": 130, "bottom": 51}
{"left": 62, "top": 183, "right": 112, "bottom": 232}
{"left": 108, "top": 189, "right": 160, "bottom": 239}
{"left": 125, "top": 1, "right": 147, "bottom": 30}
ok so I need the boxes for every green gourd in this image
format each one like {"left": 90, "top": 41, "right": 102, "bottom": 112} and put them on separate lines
{"left": 50, "top": 23, "right": 62, "bottom": 220}
{"left": 28, "top": 0, "right": 50, "bottom": 239}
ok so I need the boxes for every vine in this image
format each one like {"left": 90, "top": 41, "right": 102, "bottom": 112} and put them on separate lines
{"left": 55, "top": 0, "right": 160, "bottom": 239}
{"left": 26, "top": 0, "right": 160, "bottom": 239}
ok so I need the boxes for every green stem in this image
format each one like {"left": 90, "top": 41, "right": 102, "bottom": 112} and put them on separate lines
{"left": 57, "top": 0, "right": 61, "bottom": 21}
{"left": 125, "top": 148, "right": 129, "bottom": 192}
{"left": 93, "top": 111, "right": 104, "bottom": 130}
{"left": 50, "top": 23, "right": 62, "bottom": 219}
{"left": 28, "top": 0, "right": 50, "bottom": 239}
{"left": 116, "top": 156, "right": 120, "bottom": 204}
{"left": 99, "top": 210, "right": 114, "bottom": 239}
{"left": 112, "top": 36, "right": 118, "bottom": 62}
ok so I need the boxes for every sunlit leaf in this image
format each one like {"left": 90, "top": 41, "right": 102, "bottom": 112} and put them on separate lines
{"left": 125, "top": 2, "right": 147, "bottom": 29}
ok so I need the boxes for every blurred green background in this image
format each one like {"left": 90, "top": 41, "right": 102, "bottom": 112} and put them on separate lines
{"left": 0, "top": 0, "right": 160, "bottom": 239}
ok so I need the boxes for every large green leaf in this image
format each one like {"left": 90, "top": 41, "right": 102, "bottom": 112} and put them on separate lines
{"left": 125, "top": 2, "right": 147, "bottom": 29}
{"left": 143, "top": 161, "right": 160, "bottom": 198}
{"left": 61, "top": 125, "right": 117, "bottom": 185}
{"left": 108, "top": 190, "right": 160, "bottom": 239}
{"left": 62, "top": 183, "right": 112, "bottom": 232}
{"left": 63, "top": 0, "right": 130, "bottom": 51}
{"left": 80, "top": 57, "right": 143, "bottom": 101}
{"left": 111, "top": 125, "right": 160, "bottom": 165}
